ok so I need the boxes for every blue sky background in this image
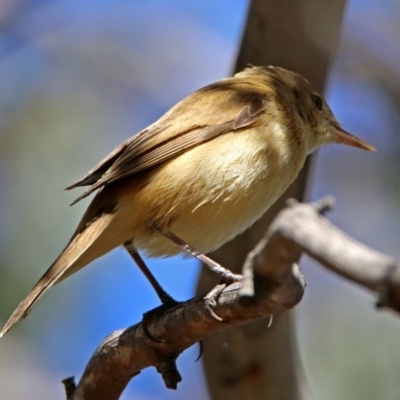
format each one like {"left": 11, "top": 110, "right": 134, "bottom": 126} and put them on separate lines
{"left": 0, "top": 1, "right": 400, "bottom": 399}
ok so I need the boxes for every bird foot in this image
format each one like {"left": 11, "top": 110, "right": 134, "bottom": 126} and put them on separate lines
{"left": 142, "top": 296, "right": 204, "bottom": 361}
{"left": 204, "top": 274, "right": 243, "bottom": 322}
{"left": 142, "top": 297, "right": 180, "bottom": 343}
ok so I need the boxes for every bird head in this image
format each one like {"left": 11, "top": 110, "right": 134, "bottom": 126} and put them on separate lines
{"left": 243, "top": 65, "right": 376, "bottom": 154}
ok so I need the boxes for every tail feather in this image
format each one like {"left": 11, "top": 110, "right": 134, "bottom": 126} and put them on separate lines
{"left": 0, "top": 213, "right": 116, "bottom": 337}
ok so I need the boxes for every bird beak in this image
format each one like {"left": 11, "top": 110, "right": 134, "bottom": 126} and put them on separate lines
{"left": 334, "top": 125, "right": 376, "bottom": 152}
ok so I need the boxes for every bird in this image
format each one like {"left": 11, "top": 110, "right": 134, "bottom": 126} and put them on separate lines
{"left": 0, "top": 65, "right": 376, "bottom": 336}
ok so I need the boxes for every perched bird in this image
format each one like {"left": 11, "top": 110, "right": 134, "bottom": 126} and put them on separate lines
{"left": 0, "top": 65, "right": 375, "bottom": 336}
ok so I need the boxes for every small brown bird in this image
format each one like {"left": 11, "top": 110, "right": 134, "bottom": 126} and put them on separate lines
{"left": 0, "top": 66, "right": 375, "bottom": 336}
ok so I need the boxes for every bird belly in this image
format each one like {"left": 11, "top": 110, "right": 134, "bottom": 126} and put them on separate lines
{"left": 117, "top": 130, "right": 304, "bottom": 258}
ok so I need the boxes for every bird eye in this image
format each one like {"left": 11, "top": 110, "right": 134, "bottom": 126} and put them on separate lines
{"left": 311, "top": 94, "right": 323, "bottom": 111}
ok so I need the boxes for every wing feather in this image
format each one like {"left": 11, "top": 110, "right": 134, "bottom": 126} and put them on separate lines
{"left": 68, "top": 78, "right": 271, "bottom": 205}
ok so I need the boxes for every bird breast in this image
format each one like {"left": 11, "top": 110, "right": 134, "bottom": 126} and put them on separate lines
{"left": 118, "top": 124, "right": 306, "bottom": 258}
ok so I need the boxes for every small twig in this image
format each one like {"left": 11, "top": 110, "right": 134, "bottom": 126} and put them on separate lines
{"left": 62, "top": 376, "right": 76, "bottom": 399}
{"left": 312, "top": 195, "right": 336, "bottom": 215}
{"left": 156, "top": 358, "right": 182, "bottom": 389}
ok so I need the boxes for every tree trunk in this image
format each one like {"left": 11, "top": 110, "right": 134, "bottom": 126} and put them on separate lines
{"left": 196, "top": 1, "right": 347, "bottom": 398}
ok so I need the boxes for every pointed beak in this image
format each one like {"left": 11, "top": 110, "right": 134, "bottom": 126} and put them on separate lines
{"left": 333, "top": 124, "right": 376, "bottom": 152}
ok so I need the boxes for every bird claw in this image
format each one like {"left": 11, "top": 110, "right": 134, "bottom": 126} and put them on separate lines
{"left": 205, "top": 297, "right": 224, "bottom": 322}
{"left": 204, "top": 275, "right": 243, "bottom": 321}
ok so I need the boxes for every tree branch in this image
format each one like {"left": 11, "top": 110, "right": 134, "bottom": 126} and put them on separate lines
{"left": 276, "top": 198, "right": 400, "bottom": 311}
{"left": 66, "top": 197, "right": 400, "bottom": 400}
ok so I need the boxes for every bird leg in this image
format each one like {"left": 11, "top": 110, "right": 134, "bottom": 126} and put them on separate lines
{"left": 124, "top": 241, "right": 180, "bottom": 342}
{"left": 152, "top": 226, "right": 243, "bottom": 321}
{"left": 124, "top": 241, "right": 175, "bottom": 304}
{"left": 153, "top": 227, "right": 242, "bottom": 282}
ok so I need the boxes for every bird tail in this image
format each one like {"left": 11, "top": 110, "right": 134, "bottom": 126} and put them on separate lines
{"left": 0, "top": 213, "right": 116, "bottom": 337}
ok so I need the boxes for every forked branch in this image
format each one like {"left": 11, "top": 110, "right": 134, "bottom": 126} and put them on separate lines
{"left": 65, "top": 196, "right": 400, "bottom": 400}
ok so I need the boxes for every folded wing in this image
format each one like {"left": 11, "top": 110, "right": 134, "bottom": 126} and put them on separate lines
{"left": 67, "top": 80, "right": 270, "bottom": 205}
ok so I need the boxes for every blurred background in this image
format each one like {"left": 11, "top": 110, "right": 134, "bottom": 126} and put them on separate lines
{"left": 0, "top": 1, "right": 399, "bottom": 399}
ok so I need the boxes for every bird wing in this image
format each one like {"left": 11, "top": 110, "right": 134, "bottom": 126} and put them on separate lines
{"left": 67, "top": 79, "right": 269, "bottom": 205}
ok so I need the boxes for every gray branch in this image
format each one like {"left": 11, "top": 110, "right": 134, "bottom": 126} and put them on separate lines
{"left": 66, "top": 197, "right": 400, "bottom": 400}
